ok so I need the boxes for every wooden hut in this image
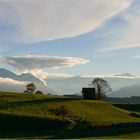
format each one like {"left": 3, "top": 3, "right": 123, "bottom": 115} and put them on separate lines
{"left": 82, "top": 87, "right": 96, "bottom": 100}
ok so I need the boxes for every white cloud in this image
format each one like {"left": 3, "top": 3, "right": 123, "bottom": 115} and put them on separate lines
{"left": 0, "top": 77, "right": 28, "bottom": 93}
{"left": 47, "top": 73, "right": 74, "bottom": 79}
{"left": 25, "top": 69, "right": 48, "bottom": 85}
{"left": 0, "top": 55, "right": 89, "bottom": 82}
{"left": 47, "top": 72, "right": 138, "bottom": 79}
{"left": 0, "top": 55, "right": 89, "bottom": 70}
{"left": 0, "top": 0, "right": 132, "bottom": 42}
{"left": 0, "top": 77, "right": 26, "bottom": 85}
{"left": 82, "top": 74, "right": 136, "bottom": 79}
{"left": 99, "top": 0, "right": 140, "bottom": 52}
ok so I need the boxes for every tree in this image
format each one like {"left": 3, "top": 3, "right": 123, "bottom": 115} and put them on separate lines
{"left": 24, "top": 82, "right": 36, "bottom": 94}
{"left": 90, "top": 78, "right": 112, "bottom": 100}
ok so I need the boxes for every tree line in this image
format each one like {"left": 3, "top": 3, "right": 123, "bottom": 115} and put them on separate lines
{"left": 23, "top": 78, "right": 112, "bottom": 100}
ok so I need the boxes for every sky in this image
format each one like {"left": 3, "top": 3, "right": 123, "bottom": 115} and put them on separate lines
{"left": 0, "top": 0, "right": 140, "bottom": 79}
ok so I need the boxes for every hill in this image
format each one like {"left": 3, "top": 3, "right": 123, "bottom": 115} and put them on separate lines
{"left": 110, "top": 84, "right": 140, "bottom": 97}
{"left": 0, "top": 91, "right": 139, "bottom": 138}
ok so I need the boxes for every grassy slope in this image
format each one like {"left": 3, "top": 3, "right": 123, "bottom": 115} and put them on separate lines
{"left": 0, "top": 91, "right": 140, "bottom": 138}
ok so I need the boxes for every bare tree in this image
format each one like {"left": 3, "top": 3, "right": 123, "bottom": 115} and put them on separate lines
{"left": 91, "top": 78, "right": 112, "bottom": 100}
{"left": 24, "top": 82, "right": 36, "bottom": 94}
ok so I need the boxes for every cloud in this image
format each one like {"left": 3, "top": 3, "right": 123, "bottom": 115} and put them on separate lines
{"left": 47, "top": 72, "right": 138, "bottom": 79}
{"left": 0, "top": 2, "right": 20, "bottom": 41}
{"left": 82, "top": 74, "right": 137, "bottom": 79}
{"left": 0, "top": 55, "right": 89, "bottom": 70}
{"left": 0, "top": 55, "right": 89, "bottom": 82}
{"left": 99, "top": 0, "right": 140, "bottom": 52}
{"left": 0, "top": 0, "right": 132, "bottom": 42}
{"left": 0, "top": 77, "right": 28, "bottom": 92}
{"left": 26, "top": 69, "right": 48, "bottom": 86}
{"left": 47, "top": 73, "right": 74, "bottom": 79}
{"left": 0, "top": 77, "right": 26, "bottom": 86}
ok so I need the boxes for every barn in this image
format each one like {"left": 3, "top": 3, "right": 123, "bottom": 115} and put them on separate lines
{"left": 82, "top": 87, "right": 96, "bottom": 100}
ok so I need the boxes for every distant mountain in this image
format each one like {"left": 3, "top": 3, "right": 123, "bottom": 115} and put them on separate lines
{"left": 0, "top": 68, "right": 140, "bottom": 97}
{"left": 114, "top": 73, "right": 135, "bottom": 77}
{"left": 109, "top": 84, "right": 140, "bottom": 97}
{"left": 0, "top": 68, "right": 55, "bottom": 94}
{"left": 47, "top": 76, "right": 140, "bottom": 96}
{"left": 19, "top": 73, "right": 43, "bottom": 83}
{"left": 0, "top": 68, "right": 19, "bottom": 80}
{"left": 47, "top": 76, "right": 91, "bottom": 95}
{"left": 0, "top": 68, "right": 43, "bottom": 84}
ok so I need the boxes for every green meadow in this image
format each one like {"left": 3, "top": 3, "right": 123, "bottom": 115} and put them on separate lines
{"left": 0, "top": 91, "right": 139, "bottom": 139}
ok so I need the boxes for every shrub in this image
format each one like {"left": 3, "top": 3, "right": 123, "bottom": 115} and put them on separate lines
{"left": 35, "top": 90, "right": 43, "bottom": 94}
{"left": 51, "top": 105, "right": 71, "bottom": 117}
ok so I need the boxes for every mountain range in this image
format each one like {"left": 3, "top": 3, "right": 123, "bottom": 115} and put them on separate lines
{"left": 0, "top": 68, "right": 55, "bottom": 94}
{"left": 47, "top": 75, "right": 140, "bottom": 97}
{"left": 0, "top": 68, "right": 140, "bottom": 97}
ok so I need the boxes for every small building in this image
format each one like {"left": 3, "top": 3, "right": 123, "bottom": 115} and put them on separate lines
{"left": 82, "top": 87, "right": 96, "bottom": 100}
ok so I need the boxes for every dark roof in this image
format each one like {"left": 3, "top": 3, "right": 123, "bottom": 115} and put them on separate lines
{"left": 82, "top": 87, "right": 95, "bottom": 93}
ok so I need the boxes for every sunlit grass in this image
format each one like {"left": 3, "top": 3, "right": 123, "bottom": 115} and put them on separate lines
{"left": 0, "top": 91, "right": 139, "bottom": 138}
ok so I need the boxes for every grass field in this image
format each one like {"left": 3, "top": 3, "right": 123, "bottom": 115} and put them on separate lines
{"left": 0, "top": 91, "right": 139, "bottom": 139}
